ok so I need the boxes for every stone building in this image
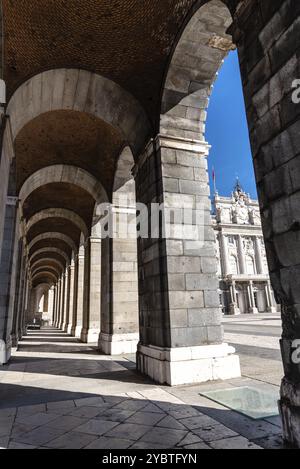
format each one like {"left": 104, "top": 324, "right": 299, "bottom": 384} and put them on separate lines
{"left": 0, "top": 0, "right": 299, "bottom": 447}
{"left": 213, "top": 181, "right": 278, "bottom": 315}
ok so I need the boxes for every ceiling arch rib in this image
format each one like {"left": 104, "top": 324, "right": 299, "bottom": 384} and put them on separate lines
{"left": 161, "top": 0, "right": 233, "bottom": 139}
{"left": 19, "top": 165, "right": 107, "bottom": 206}
{"left": 32, "top": 271, "right": 57, "bottom": 284}
{"left": 30, "top": 248, "right": 70, "bottom": 265}
{"left": 26, "top": 208, "right": 89, "bottom": 240}
{"left": 32, "top": 267, "right": 61, "bottom": 280}
{"left": 7, "top": 69, "right": 151, "bottom": 157}
{"left": 31, "top": 258, "right": 65, "bottom": 274}
{"left": 28, "top": 233, "right": 77, "bottom": 253}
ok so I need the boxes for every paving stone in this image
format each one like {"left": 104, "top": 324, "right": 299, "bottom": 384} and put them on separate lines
{"left": 10, "top": 423, "right": 37, "bottom": 439}
{"left": 66, "top": 406, "right": 102, "bottom": 419}
{"left": 46, "top": 400, "right": 76, "bottom": 412}
{"left": 98, "top": 408, "right": 136, "bottom": 423}
{"left": 47, "top": 415, "right": 89, "bottom": 431}
{"left": 114, "top": 399, "right": 149, "bottom": 412}
{"left": 126, "top": 411, "right": 165, "bottom": 426}
{"left": 16, "top": 412, "right": 59, "bottom": 427}
{"left": 168, "top": 406, "right": 201, "bottom": 420}
{"left": 209, "top": 436, "right": 263, "bottom": 450}
{"left": 45, "top": 431, "right": 98, "bottom": 449}
{"left": 105, "top": 423, "right": 152, "bottom": 441}
{"left": 0, "top": 417, "right": 14, "bottom": 437}
{"left": 143, "top": 403, "right": 165, "bottom": 413}
{"left": 0, "top": 437, "right": 10, "bottom": 449}
{"left": 252, "top": 434, "right": 285, "bottom": 449}
{"left": 177, "top": 432, "right": 204, "bottom": 447}
{"left": 157, "top": 415, "right": 187, "bottom": 430}
{"left": 193, "top": 424, "right": 238, "bottom": 442}
{"left": 0, "top": 408, "right": 16, "bottom": 419}
{"left": 140, "top": 427, "right": 188, "bottom": 447}
{"left": 17, "top": 404, "right": 47, "bottom": 416}
{"left": 8, "top": 442, "right": 36, "bottom": 450}
{"left": 180, "top": 414, "right": 219, "bottom": 430}
{"left": 184, "top": 442, "right": 211, "bottom": 449}
{"left": 85, "top": 437, "right": 132, "bottom": 449}
{"left": 74, "top": 396, "right": 105, "bottom": 407}
{"left": 75, "top": 419, "right": 118, "bottom": 436}
{"left": 13, "top": 426, "right": 67, "bottom": 446}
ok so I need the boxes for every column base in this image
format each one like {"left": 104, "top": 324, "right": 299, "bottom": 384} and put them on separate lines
{"left": 137, "top": 343, "right": 241, "bottom": 386}
{"left": 0, "top": 339, "right": 12, "bottom": 365}
{"left": 249, "top": 307, "right": 259, "bottom": 314}
{"left": 229, "top": 304, "right": 240, "bottom": 315}
{"left": 81, "top": 328, "right": 100, "bottom": 344}
{"left": 279, "top": 378, "right": 300, "bottom": 448}
{"left": 11, "top": 334, "right": 18, "bottom": 348}
{"left": 267, "top": 306, "right": 277, "bottom": 313}
{"left": 99, "top": 333, "right": 139, "bottom": 355}
{"left": 74, "top": 326, "right": 82, "bottom": 338}
{"left": 67, "top": 324, "right": 73, "bottom": 335}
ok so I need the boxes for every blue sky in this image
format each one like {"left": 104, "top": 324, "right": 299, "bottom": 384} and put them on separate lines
{"left": 206, "top": 50, "right": 257, "bottom": 199}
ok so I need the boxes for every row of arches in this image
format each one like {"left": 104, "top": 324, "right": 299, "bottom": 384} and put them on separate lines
{"left": 0, "top": 0, "right": 298, "bottom": 446}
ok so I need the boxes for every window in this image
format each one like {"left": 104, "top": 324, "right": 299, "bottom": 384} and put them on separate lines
{"left": 230, "top": 255, "right": 239, "bottom": 275}
{"left": 246, "top": 255, "right": 256, "bottom": 275}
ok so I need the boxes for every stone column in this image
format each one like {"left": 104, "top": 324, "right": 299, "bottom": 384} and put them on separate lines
{"left": 248, "top": 281, "right": 258, "bottom": 314}
{"left": 17, "top": 252, "right": 27, "bottom": 339}
{"left": 59, "top": 273, "right": 66, "bottom": 329}
{"left": 231, "top": 0, "right": 300, "bottom": 445}
{"left": 266, "top": 281, "right": 277, "bottom": 314}
{"left": 75, "top": 247, "right": 85, "bottom": 338}
{"left": 81, "top": 237, "right": 101, "bottom": 343}
{"left": 0, "top": 197, "right": 19, "bottom": 365}
{"left": 55, "top": 278, "right": 62, "bottom": 328}
{"left": 67, "top": 259, "right": 76, "bottom": 335}
{"left": 70, "top": 257, "right": 79, "bottom": 336}
{"left": 61, "top": 269, "right": 69, "bottom": 331}
{"left": 237, "top": 235, "right": 246, "bottom": 274}
{"left": 21, "top": 271, "right": 30, "bottom": 336}
{"left": 99, "top": 206, "right": 139, "bottom": 354}
{"left": 229, "top": 280, "right": 240, "bottom": 315}
{"left": 48, "top": 286, "right": 54, "bottom": 326}
{"left": 43, "top": 289, "right": 49, "bottom": 314}
{"left": 133, "top": 135, "right": 240, "bottom": 385}
{"left": 11, "top": 239, "right": 24, "bottom": 348}
{"left": 52, "top": 284, "right": 58, "bottom": 326}
{"left": 220, "top": 233, "right": 230, "bottom": 276}
{"left": 254, "top": 237, "right": 263, "bottom": 275}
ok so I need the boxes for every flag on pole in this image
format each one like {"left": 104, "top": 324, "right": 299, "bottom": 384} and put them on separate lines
{"left": 212, "top": 167, "right": 217, "bottom": 194}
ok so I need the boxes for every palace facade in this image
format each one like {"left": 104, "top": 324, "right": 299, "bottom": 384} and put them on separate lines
{"left": 213, "top": 182, "right": 278, "bottom": 315}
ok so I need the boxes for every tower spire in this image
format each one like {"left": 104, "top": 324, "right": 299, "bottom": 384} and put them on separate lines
{"left": 234, "top": 176, "right": 243, "bottom": 194}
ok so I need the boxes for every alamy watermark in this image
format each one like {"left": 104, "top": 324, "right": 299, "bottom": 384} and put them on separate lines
{"left": 94, "top": 194, "right": 206, "bottom": 244}
{"left": 292, "top": 340, "right": 300, "bottom": 365}
{"left": 292, "top": 79, "right": 300, "bottom": 104}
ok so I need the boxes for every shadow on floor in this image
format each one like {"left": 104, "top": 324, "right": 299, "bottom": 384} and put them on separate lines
{"left": 0, "top": 382, "right": 287, "bottom": 449}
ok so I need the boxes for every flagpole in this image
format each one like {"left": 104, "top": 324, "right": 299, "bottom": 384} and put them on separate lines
{"left": 212, "top": 167, "right": 217, "bottom": 195}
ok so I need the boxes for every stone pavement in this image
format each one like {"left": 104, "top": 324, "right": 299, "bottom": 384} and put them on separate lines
{"left": 0, "top": 317, "right": 285, "bottom": 449}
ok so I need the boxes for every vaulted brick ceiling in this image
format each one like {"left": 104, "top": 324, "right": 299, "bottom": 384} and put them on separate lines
{"left": 3, "top": 0, "right": 236, "bottom": 286}
{"left": 16, "top": 111, "right": 124, "bottom": 195}
{"left": 3, "top": 0, "right": 203, "bottom": 122}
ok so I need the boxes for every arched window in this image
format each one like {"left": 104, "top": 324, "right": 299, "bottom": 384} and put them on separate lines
{"left": 230, "top": 255, "right": 239, "bottom": 275}
{"left": 246, "top": 255, "right": 256, "bottom": 275}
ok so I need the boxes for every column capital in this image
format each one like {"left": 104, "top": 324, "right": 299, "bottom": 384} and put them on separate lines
{"left": 154, "top": 134, "right": 210, "bottom": 155}
{"left": 88, "top": 236, "right": 102, "bottom": 244}
{"left": 133, "top": 134, "right": 211, "bottom": 177}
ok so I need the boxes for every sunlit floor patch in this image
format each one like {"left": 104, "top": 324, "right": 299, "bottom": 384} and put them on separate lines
{"left": 200, "top": 386, "right": 279, "bottom": 420}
